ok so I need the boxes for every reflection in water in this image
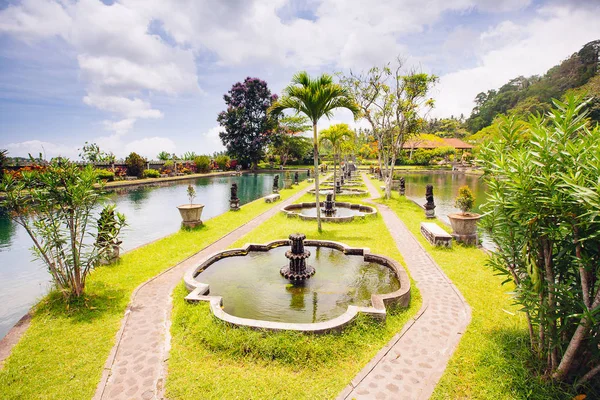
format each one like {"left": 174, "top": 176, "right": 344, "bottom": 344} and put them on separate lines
{"left": 0, "top": 172, "right": 305, "bottom": 340}
{"left": 197, "top": 246, "right": 400, "bottom": 323}
{"left": 0, "top": 212, "right": 16, "bottom": 250}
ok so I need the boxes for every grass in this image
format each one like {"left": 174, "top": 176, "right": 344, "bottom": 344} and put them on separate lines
{"left": 165, "top": 194, "right": 422, "bottom": 400}
{"left": 0, "top": 181, "right": 309, "bottom": 400}
{"left": 369, "top": 175, "right": 580, "bottom": 399}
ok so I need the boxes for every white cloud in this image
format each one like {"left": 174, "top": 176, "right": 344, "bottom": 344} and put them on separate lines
{"left": 124, "top": 137, "right": 177, "bottom": 159}
{"left": 84, "top": 94, "right": 163, "bottom": 119}
{"left": 0, "top": 0, "right": 71, "bottom": 41}
{"left": 432, "top": 5, "right": 600, "bottom": 118}
{"left": 197, "top": 126, "right": 226, "bottom": 155}
{"left": 3, "top": 139, "right": 79, "bottom": 159}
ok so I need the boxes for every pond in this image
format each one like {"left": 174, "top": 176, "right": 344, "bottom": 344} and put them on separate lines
{"left": 0, "top": 172, "right": 306, "bottom": 340}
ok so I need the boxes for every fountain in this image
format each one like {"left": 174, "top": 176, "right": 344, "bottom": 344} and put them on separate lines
{"left": 321, "top": 193, "right": 336, "bottom": 217}
{"left": 183, "top": 234, "right": 411, "bottom": 332}
{"left": 280, "top": 233, "right": 316, "bottom": 280}
{"left": 229, "top": 183, "right": 240, "bottom": 211}
{"left": 335, "top": 180, "right": 342, "bottom": 194}
{"left": 273, "top": 175, "right": 279, "bottom": 193}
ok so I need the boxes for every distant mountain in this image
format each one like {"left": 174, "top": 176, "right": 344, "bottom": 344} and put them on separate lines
{"left": 466, "top": 40, "right": 600, "bottom": 135}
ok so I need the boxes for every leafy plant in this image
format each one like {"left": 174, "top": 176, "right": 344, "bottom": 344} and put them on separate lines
{"left": 186, "top": 184, "right": 196, "bottom": 205}
{"left": 194, "top": 155, "right": 211, "bottom": 173}
{"left": 181, "top": 151, "right": 198, "bottom": 161}
{"left": 95, "top": 168, "right": 115, "bottom": 182}
{"left": 1, "top": 149, "right": 9, "bottom": 177}
{"left": 96, "top": 204, "right": 126, "bottom": 264}
{"left": 143, "top": 169, "right": 160, "bottom": 178}
{"left": 157, "top": 151, "right": 171, "bottom": 161}
{"left": 0, "top": 159, "right": 126, "bottom": 298}
{"left": 455, "top": 185, "right": 475, "bottom": 214}
{"left": 479, "top": 94, "right": 600, "bottom": 385}
{"left": 78, "top": 142, "right": 115, "bottom": 163}
{"left": 215, "top": 154, "right": 231, "bottom": 170}
{"left": 125, "top": 152, "right": 146, "bottom": 178}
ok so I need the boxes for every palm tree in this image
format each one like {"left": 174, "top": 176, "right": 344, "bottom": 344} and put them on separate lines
{"left": 319, "top": 124, "right": 354, "bottom": 201}
{"left": 269, "top": 72, "right": 359, "bottom": 232}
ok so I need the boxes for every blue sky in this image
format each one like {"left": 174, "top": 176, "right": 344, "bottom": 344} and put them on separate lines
{"left": 0, "top": 0, "right": 599, "bottom": 159}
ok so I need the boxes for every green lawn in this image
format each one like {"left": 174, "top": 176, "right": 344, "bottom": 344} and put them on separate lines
{"left": 165, "top": 194, "right": 422, "bottom": 400}
{"left": 370, "top": 177, "right": 579, "bottom": 399}
{"left": 0, "top": 181, "right": 309, "bottom": 400}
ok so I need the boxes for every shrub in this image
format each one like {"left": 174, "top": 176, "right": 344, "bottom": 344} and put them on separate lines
{"left": 480, "top": 96, "right": 600, "bottom": 384}
{"left": 215, "top": 154, "right": 231, "bottom": 170}
{"left": 143, "top": 169, "right": 160, "bottom": 178}
{"left": 194, "top": 156, "right": 211, "bottom": 173}
{"left": 455, "top": 185, "right": 474, "bottom": 213}
{"left": 95, "top": 169, "right": 115, "bottom": 182}
{"left": 125, "top": 152, "right": 146, "bottom": 178}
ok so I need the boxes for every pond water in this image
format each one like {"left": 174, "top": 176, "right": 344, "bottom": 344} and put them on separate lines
{"left": 197, "top": 246, "right": 400, "bottom": 323}
{"left": 0, "top": 172, "right": 305, "bottom": 340}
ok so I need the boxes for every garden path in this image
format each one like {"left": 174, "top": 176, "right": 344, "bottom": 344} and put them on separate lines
{"left": 93, "top": 181, "right": 317, "bottom": 400}
{"left": 336, "top": 174, "right": 471, "bottom": 400}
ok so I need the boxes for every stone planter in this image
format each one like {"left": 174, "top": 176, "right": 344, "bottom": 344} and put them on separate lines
{"left": 448, "top": 213, "right": 481, "bottom": 245}
{"left": 283, "top": 179, "right": 293, "bottom": 189}
{"left": 177, "top": 204, "right": 205, "bottom": 228}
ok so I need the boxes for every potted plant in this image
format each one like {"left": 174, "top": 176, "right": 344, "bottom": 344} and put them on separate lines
{"left": 96, "top": 204, "right": 127, "bottom": 264}
{"left": 448, "top": 185, "right": 481, "bottom": 245}
{"left": 177, "top": 184, "right": 204, "bottom": 228}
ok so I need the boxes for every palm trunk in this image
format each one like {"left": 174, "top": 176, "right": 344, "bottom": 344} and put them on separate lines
{"left": 332, "top": 153, "right": 337, "bottom": 202}
{"left": 313, "top": 123, "right": 322, "bottom": 232}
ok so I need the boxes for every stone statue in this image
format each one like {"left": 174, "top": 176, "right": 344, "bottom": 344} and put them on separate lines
{"left": 307, "top": 168, "right": 310, "bottom": 177}
{"left": 273, "top": 175, "right": 279, "bottom": 194}
{"left": 399, "top": 177, "right": 406, "bottom": 196}
{"left": 230, "top": 183, "right": 240, "bottom": 211}
{"left": 424, "top": 184, "right": 435, "bottom": 218}
{"left": 294, "top": 171, "right": 299, "bottom": 185}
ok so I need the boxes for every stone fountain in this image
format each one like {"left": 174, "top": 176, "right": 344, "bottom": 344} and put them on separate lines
{"left": 322, "top": 193, "right": 336, "bottom": 217}
{"left": 280, "top": 233, "right": 316, "bottom": 280}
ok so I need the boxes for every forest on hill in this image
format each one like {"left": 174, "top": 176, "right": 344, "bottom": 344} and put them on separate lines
{"left": 425, "top": 40, "right": 600, "bottom": 145}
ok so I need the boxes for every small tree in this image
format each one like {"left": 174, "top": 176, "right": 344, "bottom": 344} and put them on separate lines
{"left": 187, "top": 184, "right": 196, "bottom": 205}
{"left": 454, "top": 185, "right": 475, "bottom": 214}
{"left": 215, "top": 154, "right": 231, "bottom": 170}
{"left": 79, "top": 142, "right": 115, "bottom": 163}
{"left": 217, "top": 77, "right": 278, "bottom": 169}
{"left": 125, "top": 152, "right": 146, "bottom": 178}
{"left": 157, "top": 151, "right": 171, "bottom": 161}
{"left": 319, "top": 124, "right": 354, "bottom": 200}
{"left": 0, "top": 160, "right": 126, "bottom": 298}
{"left": 480, "top": 95, "right": 600, "bottom": 385}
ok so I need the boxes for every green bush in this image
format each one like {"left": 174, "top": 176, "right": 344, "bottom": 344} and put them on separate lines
{"left": 215, "top": 154, "right": 230, "bottom": 170}
{"left": 194, "top": 155, "right": 211, "bottom": 173}
{"left": 95, "top": 169, "right": 115, "bottom": 182}
{"left": 143, "top": 169, "right": 160, "bottom": 178}
{"left": 455, "top": 185, "right": 474, "bottom": 213}
{"left": 125, "top": 152, "right": 146, "bottom": 178}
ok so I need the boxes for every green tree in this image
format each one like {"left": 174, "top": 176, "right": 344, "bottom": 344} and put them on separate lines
{"left": 194, "top": 155, "right": 211, "bottom": 173}
{"left": 78, "top": 142, "right": 115, "bottom": 163}
{"left": 125, "top": 152, "right": 146, "bottom": 178}
{"left": 157, "top": 151, "right": 171, "bottom": 161}
{"left": 269, "top": 72, "right": 359, "bottom": 231}
{"left": 480, "top": 95, "right": 600, "bottom": 385}
{"left": 319, "top": 124, "right": 354, "bottom": 200}
{"left": 218, "top": 77, "right": 277, "bottom": 169}
{"left": 0, "top": 160, "right": 126, "bottom": 298}
{"left": 271, "top": 115, "right": 311, "bottom": 166}
{"left": 0, "top": 149, "right": 7, "bottom": 178}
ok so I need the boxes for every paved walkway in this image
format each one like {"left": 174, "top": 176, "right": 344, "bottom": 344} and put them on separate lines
{"left": 336, "top": 174, "right": 471, "bottom": 400}
{"left": 93, "top": 183, "right": 316, "bottom": 400}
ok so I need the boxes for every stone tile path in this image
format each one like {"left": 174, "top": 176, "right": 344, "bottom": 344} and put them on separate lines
{"left": 336, "top": 174, "right": 471, "bottom": 400}
{"left": 93, "top": 183, "right": 316, "bottom": 400}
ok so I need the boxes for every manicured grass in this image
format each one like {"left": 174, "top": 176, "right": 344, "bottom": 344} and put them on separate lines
{"left": 371, "top": 180, "right": 579, "bottom": 399}
{"left": 165, "top": 196, "right": 422, "bottom": 400}
{"left": 0, "top": 181, "right": 309, "bottom": 400}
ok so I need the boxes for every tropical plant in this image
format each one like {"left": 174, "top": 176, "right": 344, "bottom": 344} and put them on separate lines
{"left": 186, "top": 184, "right": 196, "bottom": 205}
{"left": 215, "top": 154, "right": 231, "bottom": 170}
{"left": 217, "top": 77, "right": 278, "bottom": 169}
{"left": 269, "top": 71, "right": 359, "bottom": 231}
{"left": 454, "top": 185, "right": 475, "bottom": 214}
{"left": 1, "top": 149, "right": 9, "bottom": 178}
{"left": 95, "top": 168, "right": 115, "bottom": 182}
{"left": 0, "top": 159, "right": 126, "bottom": 298}
{"left": 319, "top": 124, "right": 354, "bottom": 200}
{"left": 479, "top": 95, "right": 600, "bottom": 386}
{"left": 96, "top": 204, "right": 126, "bottom": 262}
{"left": 143, "top": 169, "right": 160, "bottom": 178}
{"left": 157, "top": 151, "right": 171, "bottom": 161}
{"left": 125, "top": 152, "right": 146, "bottom": 178}
{"left": 181, "top": 151, "right": 198, "bottom": 161}
{"left": 194, "top": 156, "right": 211, "bottom": 173}
{"left": 79, "top": 142, "right": 115, "bottom": 163}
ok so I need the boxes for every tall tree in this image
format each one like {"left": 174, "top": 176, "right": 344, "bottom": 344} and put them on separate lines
{"left": 342, "top": 58, "right": 437, "bottom": 198}
{"left": 218, "top": 77, "right": 278, "bottom": 169}
{"left": 319, "top": 124, "right": 354, "bottom": 200}
{"left": 269, "top": 72, "right": 359, "bottom": 231}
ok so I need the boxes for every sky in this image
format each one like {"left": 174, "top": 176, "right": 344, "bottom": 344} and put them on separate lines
{"left": 0, "top": 0, "right": 599, "bottom": 160}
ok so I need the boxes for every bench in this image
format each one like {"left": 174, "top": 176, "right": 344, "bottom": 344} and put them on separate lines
{"left": 264, "top": 193, "right": 280, "bottom": 203}
{"left": 420, "top": 222, "right": 452, "bottom": 248}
